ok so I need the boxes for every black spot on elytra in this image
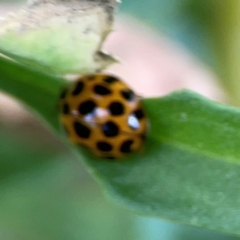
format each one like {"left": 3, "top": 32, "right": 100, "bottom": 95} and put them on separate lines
{"left": 134, "top": 109, "right": 144, "bottom": 120}
{"left": 102, "top": 121, "right": 119, "bottom": 137}
{"left": 94, "top": 84, "right": 112, "bottom": 95}
{"left": 74, "top": 122, "right": 91, "bottom": 139}
{"left": 104, "top": 76, "right": 118, "bottom": 84}
{"left": 72, "top": 81, "right": 84, "bottom": 96}
{"left": 78, "top": 100, "right": 96, "bottom": 115}
{"left": 121, "top": 89, "right": 135, "bottom": 101}
{"left": 62, "top": 103, "right": 70, "bottom": 114}
{"left": 108, "top": 101, "right": 124, "bottom": 116}
{"left": 120, "top": 140, "right": 134, "bottom": 153}
{"left": 97, "top": 141, "right": 113, "bottom": 152}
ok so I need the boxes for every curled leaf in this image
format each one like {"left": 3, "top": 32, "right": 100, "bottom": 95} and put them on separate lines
{"left": 0, "top": 0, "right": 119, "bottom": 74}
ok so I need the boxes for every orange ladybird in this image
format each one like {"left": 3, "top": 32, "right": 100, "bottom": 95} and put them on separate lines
{"left": 59, "top": 74, "right": 148, "bottom": 159}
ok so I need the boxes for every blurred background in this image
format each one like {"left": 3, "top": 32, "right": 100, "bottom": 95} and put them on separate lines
{"left": 0, "top": 0, "right": 239, "bottom": 239}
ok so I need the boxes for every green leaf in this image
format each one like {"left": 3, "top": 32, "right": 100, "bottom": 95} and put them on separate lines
{"left": 89, "top": 93, "right": 240, "bottom": 235}
{"left": 0, "top": 57, "right": 65, "bottom": 130}
{"left": 0, "top": 0, "right": 117, "bottom": 74}
{"left": 1, "top": 56, "right": 240, "bottom": 236}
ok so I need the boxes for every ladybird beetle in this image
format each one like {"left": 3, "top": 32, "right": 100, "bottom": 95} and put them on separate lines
{"left": 59, "top": 74, "right": 148, "bottom": 159}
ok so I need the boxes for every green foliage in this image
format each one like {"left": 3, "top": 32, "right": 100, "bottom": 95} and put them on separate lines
{"left": 2, "top": 0, "right": 240, "bottom": 238}
{"left": 1, "top": 56, "right": 240, "bottom": 237}
{"left": 0, "top": 0, "right": 116, "bottom": 74}
{"left": 0, "top": 57, "right": 65, "bottom": 129}
{"left": 90, "top": 92, "right": 240, "bottom": 235}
